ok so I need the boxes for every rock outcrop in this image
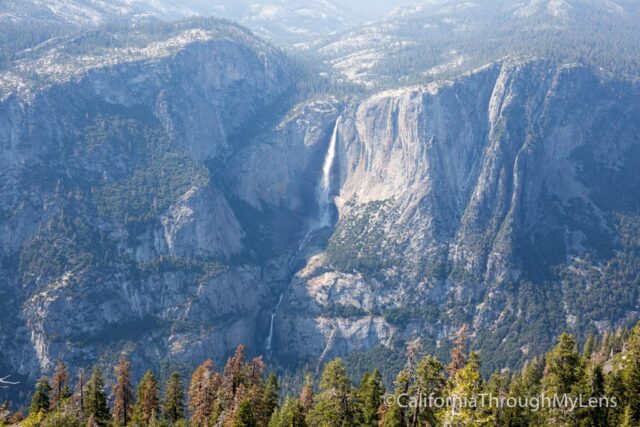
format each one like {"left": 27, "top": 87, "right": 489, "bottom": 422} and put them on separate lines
{"left": 276, "top": 60, "right": 640, "bottom": 371}
{"left": 0, "top": 20, "right": 297, "bottom": 382}
{"left": 1, "top": 16, "right": 640, "bottom": 391}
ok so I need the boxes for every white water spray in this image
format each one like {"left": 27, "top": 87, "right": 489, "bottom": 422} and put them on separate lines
{"left": 317, "top": 119, "right": 339, "bottom": 227}
{"left": 265, "top": 118, "right": 340, "bottom": 353}
{"left": 265, "top": 293, "right": 283, "bottom": 352}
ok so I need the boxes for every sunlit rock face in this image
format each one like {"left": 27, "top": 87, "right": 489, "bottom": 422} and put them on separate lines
{"left": 1, "top": 8, "right": 640, "bottom": 391}
{"left": 276, "top": 60, "right": 640, "bottom": 371}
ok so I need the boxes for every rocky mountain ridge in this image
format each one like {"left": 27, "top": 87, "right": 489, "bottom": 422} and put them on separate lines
{"left": 305, "top": 0, "right": 640, "bottom": 88}
{"left": 0, "top": 19, "right": 301, "bottom": 393}
{"left": 275, "top": 59, "right": 640, "bottom": 372}
{"left": 0, "top": 1, "right": 639, "bottom": 401}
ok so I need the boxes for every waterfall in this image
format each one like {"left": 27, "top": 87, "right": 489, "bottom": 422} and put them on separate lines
{"left": 265, "top": 118, "right": 340, "bottom": 354}
{"left": 317, "top": 119, "right": 339, "bottom": 227}
{"left": 265, "top": 294, "right": 283, "bottom": 352}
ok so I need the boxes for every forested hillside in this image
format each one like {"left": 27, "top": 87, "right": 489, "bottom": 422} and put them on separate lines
{"left": 2, "top": 0, "right": 640, "bottom": 420}
{"left": 2, "top": 323, "right": 640, "bottom": 426}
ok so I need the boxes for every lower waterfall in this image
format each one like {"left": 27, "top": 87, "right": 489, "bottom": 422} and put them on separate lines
{"left": 265, "top": 118, "right": 340, "bottom": 353}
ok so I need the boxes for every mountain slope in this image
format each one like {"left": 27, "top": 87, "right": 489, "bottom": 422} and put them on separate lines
{"left": 306, "top": 0, "right": 640, "bottom": 88}
{"left": 0, "top": 0, "right": 421, "bottom": 52}
{"left": 275, "top": 59, "right": 640, "bottom": 372}
{"left": 0, "top": 18, "right": 299, "bottom": 391}
{"left": 1, "top": 0, "right": 640, "bottom": 396}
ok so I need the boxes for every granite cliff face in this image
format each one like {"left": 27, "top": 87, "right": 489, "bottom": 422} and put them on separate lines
{"left": 274, "top": 60, "right": 640, "bottom": 370}
{"left": 0, "top": 20, "right": 302, "bottom": 383}
{"left": 1, "top": 13, "right": 640, "bottom": 391}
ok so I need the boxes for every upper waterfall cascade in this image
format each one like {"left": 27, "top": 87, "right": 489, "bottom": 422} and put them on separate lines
{"left": 264, "top": 118, "right": 340, "bottom": 353}
{"left": 317, "top": 119, "right": 339, "bottom": 227}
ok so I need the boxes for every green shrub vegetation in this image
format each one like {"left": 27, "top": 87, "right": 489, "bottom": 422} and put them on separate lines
{"left": 89, "top": 116, "right": 209, "bottom": 225}
{"left": 327, "top": 200, "right": 398, "bottom": 274}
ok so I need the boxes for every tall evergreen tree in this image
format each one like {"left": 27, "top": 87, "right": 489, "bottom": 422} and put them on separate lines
{"left": 269, "top": 397, "right": 307, "bottom": 427}
{"left": 50, "top": 360, "right": 71, "bottom": 410}
{"left": 485, "top": 373, "right": 510, "bottom": 427}
{"left": 84, "top": 367, "right": 109, "bottom": 426}
{"left": 162, "top": 371, "right": 185, "bottom": 424}
{"left": 447, "top": 325, "right": 468, "bottom": 376}
{"left": 306, "top": 359, "right": 355, "bottom": 427}
{"left": 112, "top": 356, "right": 134, "bottom": 427}
{"left": 75, "top": 368, "right": 86, "bottom": 419}
{"left": 543, "top": 334, "right": 582, "bottom": 394}
{"left": 222, "top": 345, "right": 250, "bottom": 409}
{"left": 605, "top": 370, "right": 626, "bottom": 426}
{"left": 586, "top": 363, "right": 607, "bottom": 427}
{"left": 583, "top": 334, "right": 597, "bottom": 359}
{"left": 542, "top": 333, "right": 584, "bottom": 426}
{"left": 299, "top": 373, "right": 314, "bottom": 415}
{"left": 134, "top": 370, "right": 160, "bottom": 426}
{"left": 30, "top": 377, "right": 51, "bottom": 415}
{"left": 442, "top": 353, "right": 492, "bottom": 427}
{"left": 356, "top": 369, "right": 385, "bottom": 427}
{"left": 623, "top": 324, "right": 640, "bottom": 424}
{"left": 381, "top": 369, "right": 410, "bottom": 427}
{"left": 258, "top": 373, "right": 280, "bottom": 426}
{"left": 504, "top": 361, "right": 544, "bottom": 427}
{"left": 189, "top": 360, "right": 216, "bottom": 427}
{"left": 410, "top": 356, "right": 445, "bottom": 427}
{"left": 234, "top": 398, "right": 257, "bottom": 427}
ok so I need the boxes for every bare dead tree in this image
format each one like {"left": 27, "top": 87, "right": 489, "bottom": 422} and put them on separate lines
{"left": 406, "top": 337, "right": 423, "bottom": 372}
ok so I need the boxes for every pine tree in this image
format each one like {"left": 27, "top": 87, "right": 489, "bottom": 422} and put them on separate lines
{"left": 50, "top": 361, "right": 71, "bottom": 410}
{"left": 605, "top": 370, "right": 626, "bottom": 426}
{"left": 583, "top": 334, "right": 597, "bottom": 359}
{"left": 504, "top": 359, "right": 545, "bottom": 427}
{"left": 521, "top": 357, "right": 544, "bottom": 394}
{"left": 234, "top": 398, "right": 257, "bottom": 427}
{"left": 222, "top": 345, "right": 249, "bottom": 408}
{"left": 447, "top": 325, "right": 468, "bottom": 376}
{"left": 306, "top": 359, "right": 355, "bottom": 427}
{"left": 75, "top": 368, "right": 86, "bottom": 419}
{"left": 381, "top": 369, "right": 410, "bottom": 427}
{"left": 162, "top": 371, "right": 185, "bottom": 424}
{"left": 84, "top": 367, "right": 109, "bottom": 426}
{"left": 586, "top": 364, "right": 607, "bottom": 427}
{"left": 30, "top": 377, "right": 51, "bottom": 415}
{"left": 247, "top": 357, "right": 267, "bottom": 390}
{"left": 299, "top": 373, "right": 314, "bottom": 415}
{"left": 356, "top": 369, "right": 385, "bottom": 427}
{"left": 410, "top": 356, "right": 445, "bottom": 427}
{"left": 258, "top": 373, "right": 279, "bottom": 426}
{"left": 503, "top": 373, "right": 527, "bottom": 427}
{"left": 485, "top": 373, "right": 510, "bottom": 427}
{"left": 134, "top": 370, "right": 160, "bottom": 426}
{"left": 544, "top": 334, "right": 582, "bottom": 394}
{"left": 542, "top": 333, "right": 583, "bottom": 426}
{"left": 620, "top": 405, "right": 634, "bottom": 427}
{"left": 623, "top": 324, "right": 640, "bottom": 424}
{"left": 269, "top": 397, "right": 307, "bottom": 427}
{"left": 112, "top": 356, "right": 134, "bottom": 427}
{"left": 189, "top": 360, "right": 216, "bottom": 426}
{"left": 442, "top": 352, "right": 492, "bottom": 427}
